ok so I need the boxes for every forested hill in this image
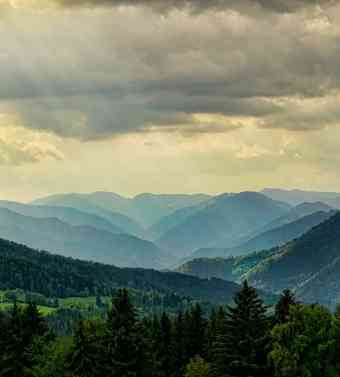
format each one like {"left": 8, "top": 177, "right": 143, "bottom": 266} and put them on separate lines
{"left": 246, "top": 211, "right": 340, "bottom": 300}
{"left": 0, "top": 238, "right": 242, "bottom": 304}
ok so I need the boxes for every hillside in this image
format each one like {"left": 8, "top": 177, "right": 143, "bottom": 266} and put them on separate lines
{"left": 227, "top": 210, "right": 335, "bottom": 256}
{"left": 176, "top": 248, "right": 279, "bottom": 282}
{"left": 296, "top": 256, "right": 340, "bottom": 309}
{"left": 0, "top": 238, "right": 242, "bottom": 304}
{"left": 0, "top": 208, "right": 169, "bottom": 269}
{"left": 157, "top": 192, "right": 290, "bottom": 256}
{"left": 149, "top": 204, "right": 204, "bottom": 239}
{"left": 259, "top": 202, "right": 334, "bottom": 233}
{"left": 246, "top": 212, "right": 340, "bottom": 294}
{"left": 188, "top": 209, "right": 334, "bottom": 261}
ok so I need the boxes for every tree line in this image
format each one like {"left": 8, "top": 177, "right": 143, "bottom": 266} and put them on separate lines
{"left": 1, "top": 282, "right": 340, "bottom": 377}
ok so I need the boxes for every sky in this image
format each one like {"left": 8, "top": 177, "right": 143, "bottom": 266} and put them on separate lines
{"left": 1, "top": 0, "right": 340, "bottom": 201}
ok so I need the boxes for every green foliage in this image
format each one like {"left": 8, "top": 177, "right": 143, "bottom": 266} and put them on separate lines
{"left": 274, "top": 289, "right": 297, "bottom": 324}
{"left": 0, "top": 237, "right": 239, "bottom": 305}
{"left": 0, "top": 301, "right": 52, "bottom": 377}
{"left": 184, "top": 356, "right": 210, "bottom": 377}
{"left": 67, "top": 320, "right": 104, "bottom": 377}
{"left": 269, "top": 304, "right": 337, "bottom": 377}
{"left": 104, "top": 289, "right": 147, "bottom": 377}
{"left": 3, "top": 285, "right": 340, "bottom": 377}
{"left": 210, "top": 280, "right": 271, "bottom": 377}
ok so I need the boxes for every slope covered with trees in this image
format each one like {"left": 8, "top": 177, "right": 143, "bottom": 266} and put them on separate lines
{"left": 176, "top": 248, "right": 279, "bottom": 282}
{"left": 0, "top": 238, "right": 241, "bottom": 304}
{"left": 246, "top": 212, "right": 340, "bottom": 303}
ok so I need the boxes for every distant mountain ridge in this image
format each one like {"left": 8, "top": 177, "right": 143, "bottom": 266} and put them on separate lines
{"left": 225, "top": 210, "right": 336, "bottom": 257}
{"left": 0, "top": 207, "right": 169, "bottom": 269}
{"left": 188, "top": 204, "right": 335, "bottom": 260}
{"left": 243, "top": 211, "right": 340, "bottom": 308}
{"left": 31, "top": 194, "right": 146, "bottom": 237}
{"left": 0, "top": 200, "right": 124, "bottom": 235}
{"left": 157, "top": 192, "right": 290, "bottom": 256}
{"left": 262, "top": 188, "right": 340, "bottom": 208}
{"left": 258, "top": 201, "right": 334, "bottom": 233}
{"left": 177, "top": 210, "right": 340, "bottom": 309}
{"left": 177, "top": 211, "right": 337, "bottom": 279}
{"left": 32, "top": 192, "right": 211, "bottom": 228}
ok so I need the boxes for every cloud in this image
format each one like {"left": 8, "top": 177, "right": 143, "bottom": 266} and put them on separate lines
{"left": 0, "top": 1, "right": 340, "bottom": 141}
{"left": 0, "top": 123, "right": 64, "bottom": 165}
{"left": 50, "top": 0, "right": 335, "bottom": 14}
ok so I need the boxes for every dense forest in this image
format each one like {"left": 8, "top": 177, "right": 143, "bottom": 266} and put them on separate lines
{"left": 1, "top": 283, "right": 340, "bottom": 377}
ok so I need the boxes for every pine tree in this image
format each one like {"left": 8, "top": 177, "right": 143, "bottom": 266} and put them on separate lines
{"left": 0, "top": 302, "right": 50, "bottom": 377}
{"left": 332, "top": 304, "right": 340, "bottom": 374}
{"left": 274, "top": 289, "right": 296, "bottom": 324}
{"left": 223, "top": 281, "right": 270, "bottom": 377}
{"left": 104, "top": 289, "right": 146, "bottom": 377}
{"left": 67, "top": 320, "right": 103, "bottom": 377}
{"left": 187, "top": 304, "right": 207, "bottom": 359}
{"left": 153, "top": 312, "right": 175, "bottom": 377}
{"left": 172, "top": 311, "right": 186, "bottom": 377}
{"left": 209, "top": 307, "right": 228, "bottom": 377}
{"left": 0, "top": 302, "right": 26, "bottom": 377}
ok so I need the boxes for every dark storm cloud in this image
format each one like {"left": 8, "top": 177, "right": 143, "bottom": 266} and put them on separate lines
{"left": 1, "top": 1, "right": 340, "bottom": 140}
{"left": 55, "top": 0, "right": 334, "bottom": 13}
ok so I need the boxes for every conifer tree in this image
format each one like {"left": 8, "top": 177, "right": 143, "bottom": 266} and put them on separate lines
{"left": 331, "top": 304, "right": 340, "bottom": 374}
{"left": 274, "top": 289, "right": 296, "bottom": 324}
{"left": 67, "top": 320, "right": 103, "bottom": 377}
{"left": 172, "top": 311, "right": 186, "bottom": 377}
{"left": 221, "top": 281, "right": 270, "bottom": 377}
{"left": 0, "top": 302, "right": 50, "bottom": 377}
{"left": 153, "top": 312, "right": 175, "bottom": 377}
{"left": 104, "top": 289, "right": 146, "bottom": 377}
{"left": 187, "top": 304, "right": 207, "bottom": 358}
{"left": 0, "top": 302, "right": 27, "bottom": 377}
{"left": 209, "top": 307, "right": 228, "bottom": 377}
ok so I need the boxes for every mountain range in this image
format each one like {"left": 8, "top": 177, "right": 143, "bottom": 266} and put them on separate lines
{"left": 245, "top": 212, "right": 340, "bottom": 291}
{"left": 189, "top": 209, "right": 335, "bottom": 260}
{"left": 262, "top": 188, "right": 340, "bottom": 209}
{"left": 0, "top": 207, "right": 168, "bottom": 269}
{"left": 1, "top": 188, "right": 340, "bottom": 308}
{"left": 156, "top": 192, "right": 290, "bottom": 256}
{"left": 33, "top": 192, "right": 211, "bottom": 228}
{"left": 177, "top": 210, "right": 340, "bottom": 309}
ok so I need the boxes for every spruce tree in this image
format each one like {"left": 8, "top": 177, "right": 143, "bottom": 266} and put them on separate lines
{"left": 67, "top": 320, "right": 103, "bottom": 377}
{"left": 223, "top": 281, "right": 270, "bottom": 377}
{"left": 153, "top": 312, "right": 175, "bottom": 377}
{"left": 104, "top": 289, "right": 146, "bottom": 377}
{"left": 332, "top": 304, "right": 340, "bottom": 374}
{"left": 187, "top": 304, "right": 207, "bottom": 358}
{"left": 172, "top": 311, "right": 186, "bottom": 377}
{"left": 0, "top": 302, "right": 50, "bottom": 377}
{"left": 274, "top": 289, "right": 296, "bottom": 324}
{"left": 210, "top": 307, "right": 228, "bottom": 377}
{"left": 0, "top": 302, "right": 26, "bottom": 377}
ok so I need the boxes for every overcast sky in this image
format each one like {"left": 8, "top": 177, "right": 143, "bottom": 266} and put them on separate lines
{"left": 0, "top": 0, "right": 340, "bottom": 200}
